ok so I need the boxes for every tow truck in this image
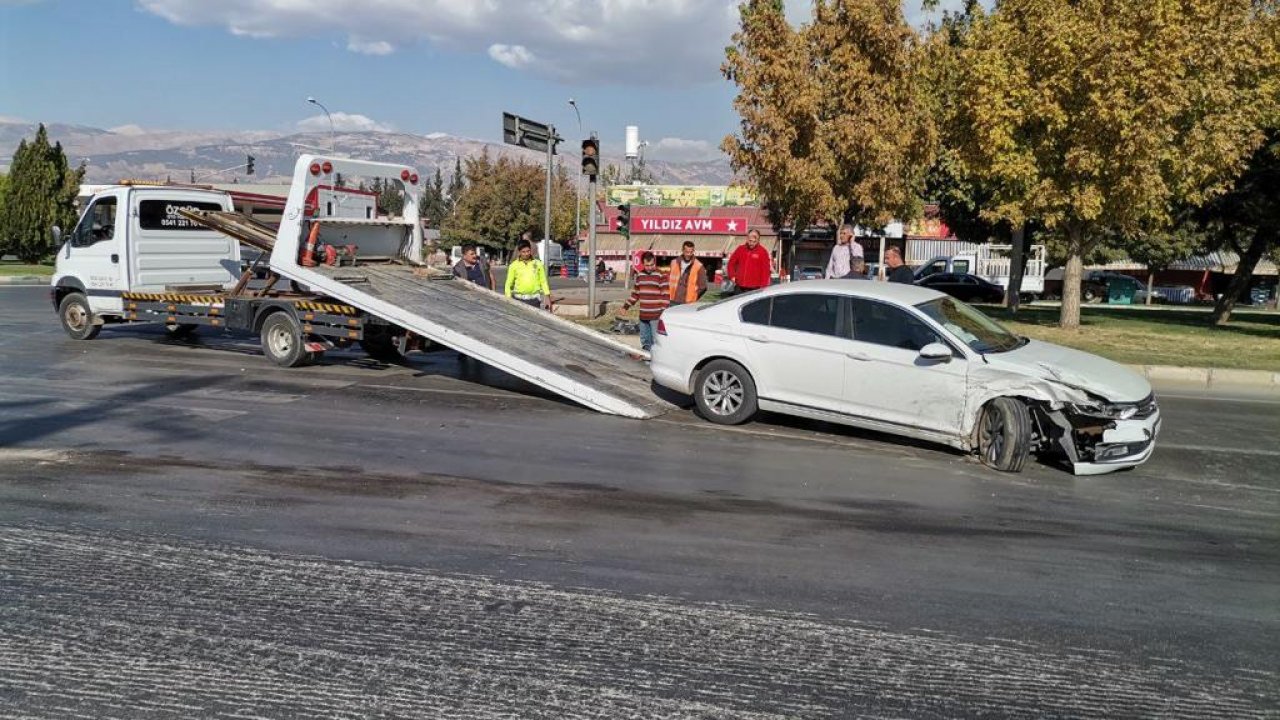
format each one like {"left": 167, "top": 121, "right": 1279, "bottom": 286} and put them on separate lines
{"left": 51, "top": 156, "right": 664, "bottom": 419}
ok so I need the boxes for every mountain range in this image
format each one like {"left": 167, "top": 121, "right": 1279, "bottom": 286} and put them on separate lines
{"left": 0, "top": 120, "right": 734, "bottom": 187}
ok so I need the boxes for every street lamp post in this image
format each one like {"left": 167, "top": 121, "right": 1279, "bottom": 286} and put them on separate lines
{"left": 306, "top": 96, "right": 336, "bottom": 152}
{"left": 569, "top": 99, "right": 583, "bottom": 277}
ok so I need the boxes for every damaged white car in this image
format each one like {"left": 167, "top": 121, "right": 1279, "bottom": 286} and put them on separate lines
{"left": 650, "top": 280, "right": 1160, "bottom": 475}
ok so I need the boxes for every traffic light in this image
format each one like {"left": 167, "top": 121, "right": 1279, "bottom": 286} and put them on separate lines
{"left": 581, "top": 138, "right": 599, "bottom": 178}
{"left": 617, "top": 203, "right": 631, "bottom": 238}
{"left": 246, "top": 155, "right": 255, "bottom": 176}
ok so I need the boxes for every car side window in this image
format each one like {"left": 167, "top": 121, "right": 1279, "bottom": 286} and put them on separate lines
{"left": 850, "top": 298, "right": 944, "bottom": 352}
{"left": 769, "top": 293, "right": 843, "bottom": 337}
{"left": 925, "top": 274, "right": 954, "bottom": 284}
{"left": 72, "top": 197, "right": 117, "bottom": 247}
{"left": 959, "top": 275, "right": 979, "bottom": 285}
{"left": 740, "top": 298, "right": 770, "bottom": 326}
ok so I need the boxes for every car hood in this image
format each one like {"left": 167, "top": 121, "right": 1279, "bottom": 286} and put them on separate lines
{"left": 982, "top": 339, "right": 1150, "bottom": 403}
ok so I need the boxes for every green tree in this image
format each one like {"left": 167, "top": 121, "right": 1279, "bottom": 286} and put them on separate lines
{"left": 1117, "top": 221, "right": 1205, "bottom": 305}
{"left": 0, "top": 125, "right": 83, "bottom": 263}
{"left": 950, "top": 0, "right": 1278, "bottom": 329}
{"left": 447, "top": 157, "right": 464, "bottom": 211}
{"left": 722, "top": 0, "right": 936, "bottom": 234}
{"left": 0, "top": 172, "right": 9, "bottom": 256}
{"left": 418, "top": 167, "right": 448, "bottom": 228}
{"left": 441, "top": 150, "right": 576, "bottom": 252}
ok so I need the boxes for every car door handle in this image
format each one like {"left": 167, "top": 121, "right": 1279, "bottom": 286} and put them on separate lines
{"left": 748, "top": 334, "right": 769, "bottom": 343}
{"left": 845, "top": 351, "right": 871, "bottom": 361}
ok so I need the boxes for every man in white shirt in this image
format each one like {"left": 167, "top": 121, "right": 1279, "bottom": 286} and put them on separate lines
{"left": 825, "top": 224, "right": 864, "bottom": 279}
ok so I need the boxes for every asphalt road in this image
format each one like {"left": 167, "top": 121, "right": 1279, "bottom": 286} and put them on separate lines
{"left": 1, "top": 285, "right": 1277, "bottom": 719}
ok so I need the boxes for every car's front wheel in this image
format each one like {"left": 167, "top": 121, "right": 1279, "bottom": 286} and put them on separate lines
{"left": 693, "top": 359, "right": 758, "bottom": 425}
{"left": 977, "top": 397, "right": 1032, "bottom": 473}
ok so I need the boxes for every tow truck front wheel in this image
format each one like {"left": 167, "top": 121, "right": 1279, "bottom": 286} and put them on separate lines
{"left": 977, "top": 397, "right": 1033, "bottom": 473}
{"left": 58, "top": 292, "right": 101, "bottom": 341}
{"left": 260, "top": 312, "right": 314, "bottom": 368}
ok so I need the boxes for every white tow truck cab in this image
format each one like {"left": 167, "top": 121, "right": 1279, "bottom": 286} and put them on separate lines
{"left": 51, "top": 184, "right": 239, "bottom": 336}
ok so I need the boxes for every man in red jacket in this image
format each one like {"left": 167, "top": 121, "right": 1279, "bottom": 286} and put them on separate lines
{"left": 726, "top": 229, "right": 772, "bottom": 294}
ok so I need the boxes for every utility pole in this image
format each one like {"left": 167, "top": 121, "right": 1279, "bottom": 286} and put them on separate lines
{"left": 587, "top": 170, "right": 599, "bottom": 317}
{"left": 569, "top": 99, "right": 583, "bottom": 275}
{"left": 542, "top": 123, "right": 556, "bottom": 270}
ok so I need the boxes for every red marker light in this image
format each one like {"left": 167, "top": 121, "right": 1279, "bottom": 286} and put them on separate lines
{"left": 309, "top": 162, "right": 321, "bottom": 176}
{"left": 657, "top": 319, "right": 667, "bottom": 336}
{"left": 409, "top": 173, "right": 419, "bottom": 184}
{"left": 400, "top": 169, "right": 411, "bottom": 182}
{"left": 321, "top": 161, "right": 333, "bottom": 174}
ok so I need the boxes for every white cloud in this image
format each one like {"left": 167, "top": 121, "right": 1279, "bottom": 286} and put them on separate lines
{"left": 296, "top": 112, "right": 394, "bottom": 133}
{"left": 109, "top": 124, "right": 149, "bottom": 136}
{"left": 647, "top": 137, "right": 722, "bottom": 163}
{"left": 487, "top": 43, "right": 535, "bottom": 69}
{"left": 347, "top": 37, "right": 394, "bottom": 55}
{"left": 137, "top": 0, "right": 743, "bottom": 85}
{"left": 0, "top": 115, "right": 31, "bottom": 124}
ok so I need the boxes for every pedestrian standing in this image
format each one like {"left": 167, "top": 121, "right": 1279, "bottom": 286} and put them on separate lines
{"left": 452, "top": 243, "right": 495, "bottom": 290}
{"left": 884, "top": 246, "right": 915, "bottom": 284}
{"left": 725, "top": 229, "right": 772, "bottom": 294}
{"left": 619, "top": 251, "right": 670, "bottom": 352}
{"left": 505, "top": 240, "right": 551, "bottom": 309}
{"left": 668, "top": 240, "right": 708, "bottom": 306}
{"left": 826, "top": 224, "right": 865, "bottom": 279}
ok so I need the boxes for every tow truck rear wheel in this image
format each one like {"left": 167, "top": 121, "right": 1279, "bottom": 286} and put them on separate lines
{"left": 58, "top": 292, "right": 101, "bottom": 341}
{"left": 977, "top": 397, "right": 1032, "bottom": 473}
{"left": 260, "top": 312, "right": 312, "bottom": 368}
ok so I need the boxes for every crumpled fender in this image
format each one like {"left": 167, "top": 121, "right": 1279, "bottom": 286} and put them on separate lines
{"left": 959, "top": 364, "right": 1092, "bottom": 445}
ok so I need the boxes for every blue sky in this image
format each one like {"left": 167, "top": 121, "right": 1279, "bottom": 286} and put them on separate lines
{"left": 0, "top": 0, "right": 961, "bottom": 162}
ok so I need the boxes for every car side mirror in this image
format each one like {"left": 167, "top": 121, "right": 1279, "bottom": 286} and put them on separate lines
{"left": 51, "top": 226, "right": 62, "bottom": 244}
{"left": 919, "top": 342, "right": 952, "bottom": 361}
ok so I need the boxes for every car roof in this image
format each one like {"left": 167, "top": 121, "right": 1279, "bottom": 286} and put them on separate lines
{"left": 753, "top": 279, "right": 945, "bottom": 305}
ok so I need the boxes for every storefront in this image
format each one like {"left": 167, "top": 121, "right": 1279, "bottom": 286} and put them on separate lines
{"left": 581, "top": 203, "right": 779, "bottom": 279}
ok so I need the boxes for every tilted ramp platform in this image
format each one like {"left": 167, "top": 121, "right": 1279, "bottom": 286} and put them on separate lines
{"left": 184, "top": 199, "right": 668, "bottom": 419}
{"left": 305, "top": 264, "right": 668, "bottom": 419}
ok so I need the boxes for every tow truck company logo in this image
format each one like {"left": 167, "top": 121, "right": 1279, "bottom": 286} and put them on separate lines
{"left": 628, "top": 217, "right": 749, "bottom": 235}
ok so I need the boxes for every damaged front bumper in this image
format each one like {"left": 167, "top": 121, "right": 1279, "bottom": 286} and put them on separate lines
{"left": 1036, "top": 394, "right": 1161, "bottom": 475}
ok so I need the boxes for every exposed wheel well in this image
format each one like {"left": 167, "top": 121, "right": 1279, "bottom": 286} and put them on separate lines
{"left": 252, "top": 304, "right": 297, "bottom": 333}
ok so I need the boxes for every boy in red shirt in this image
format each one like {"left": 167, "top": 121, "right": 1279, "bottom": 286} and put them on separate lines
{"left": 619, "top": 251, "right": 670, "bottom": 352}
{"left": 726, "top": 229, "right": 772, "bottom": 293}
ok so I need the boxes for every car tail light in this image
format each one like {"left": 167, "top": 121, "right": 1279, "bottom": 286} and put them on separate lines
{"left": 657, "top": 319, "right": 667, "bottom": 336}
{"left": 321, "top": 161, "right": 333, "bottom": 174}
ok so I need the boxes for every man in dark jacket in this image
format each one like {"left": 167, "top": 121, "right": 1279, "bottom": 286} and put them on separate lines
{"left": 452, "top": 244, "right": 495, "bottom": 290}
{"left": 884, "top": 246, "right": 915, "bottom": 284}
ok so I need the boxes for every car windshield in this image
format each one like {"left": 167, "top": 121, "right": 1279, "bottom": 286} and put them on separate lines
{"left": 915, "top": 297, "right": 1024, "bottom": 353}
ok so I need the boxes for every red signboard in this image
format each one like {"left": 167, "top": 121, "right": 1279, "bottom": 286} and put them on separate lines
{"left": 627, "top": 216, "right": 751, "bottom": 235}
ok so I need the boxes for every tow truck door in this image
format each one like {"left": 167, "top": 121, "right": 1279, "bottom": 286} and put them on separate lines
{"left": 61, "top": 189, "right": 126, "bottom": 313}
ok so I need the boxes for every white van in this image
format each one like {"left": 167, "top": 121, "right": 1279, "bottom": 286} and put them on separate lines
{"left": 51, "top": 185, "right": 239, "bottom": 336}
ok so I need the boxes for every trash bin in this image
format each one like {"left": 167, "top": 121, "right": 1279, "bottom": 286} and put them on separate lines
{"left": 1107, "top": 275, "right": 1139, "bottom": 305}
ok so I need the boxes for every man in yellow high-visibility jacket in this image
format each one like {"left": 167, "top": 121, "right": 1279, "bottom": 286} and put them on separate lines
{"left": 504, "top": 239, "right": 551, "bottom": 309}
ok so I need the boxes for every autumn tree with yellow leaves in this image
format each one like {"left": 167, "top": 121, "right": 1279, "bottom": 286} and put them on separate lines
{"left": 722, "top": 0, "right": 935, "bottom": 236}
{"left": 948, "top": 0, "right": 1278, "bottom": 329}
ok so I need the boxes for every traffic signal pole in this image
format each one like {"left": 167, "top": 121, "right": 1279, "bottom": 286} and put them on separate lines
{"left": 587, "top": 174, "right": 598, "bottom": 317}
{"left": 543, "top": 125, "right": 555, "bottom": 272}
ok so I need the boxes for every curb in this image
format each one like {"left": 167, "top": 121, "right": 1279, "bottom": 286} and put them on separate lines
{"left": 1127, "top": 364, "right": 1278, "bottom": 390}
{"left": 0, "top": 276, "right": 50, "bottom": 286}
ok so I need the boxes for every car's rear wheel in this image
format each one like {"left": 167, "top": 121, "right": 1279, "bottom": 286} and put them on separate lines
{"left": 693, "top": 359, "right": 758, "bottom": 425}
{"left": 977, "top": 397, "right": 1032, "bottom": 473}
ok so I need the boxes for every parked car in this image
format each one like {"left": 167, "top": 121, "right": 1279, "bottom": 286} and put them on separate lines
{"left": 1083, "top": 271, "right": 1141, "bottom": 304}
{"left": 915, "top": 272, "right": 1006, "bottom": 303}
{"left": 793, "top": 265, "right": 826, "bottom": 280}
{"left": 651, "top": 280, "right": 1160, "bottom": 475}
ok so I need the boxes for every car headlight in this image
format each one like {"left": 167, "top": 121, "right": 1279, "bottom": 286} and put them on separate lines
{"left": 1069, "top": 401, "right": 1140, "bottom": 420}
